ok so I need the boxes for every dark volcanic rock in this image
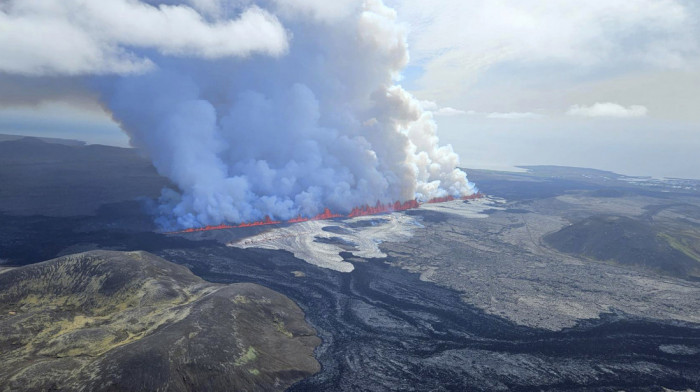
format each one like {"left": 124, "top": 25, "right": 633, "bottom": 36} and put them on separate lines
{"left": 544, "top": 215, "right": 700, "bottom": 277}
{"left": 0, "top": 250, "right": 320, "bottom": 392}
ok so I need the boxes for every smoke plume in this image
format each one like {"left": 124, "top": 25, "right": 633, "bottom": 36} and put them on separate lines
{"left": 10, "top": 0, "right": 475, "bottom": 228}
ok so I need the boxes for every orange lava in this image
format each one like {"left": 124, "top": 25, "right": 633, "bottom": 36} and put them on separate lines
{"left": 287, "top": 215, "right": 309, "bottom": 224}
{"left": 347, "top": 200, "right": 419, "bottom": 218}
{"left": 176, "top": 223, "right": 236, "bottom": 233}
{"left": 237, "top": 215, "right": 281, "bottom": 228}
{"left": 461, "top": 193, "right": 483, "bottom": 201}
{"left": 168, "top": 193, "right": 484, "bottom": 234}
{"left": 426, "top": 195, "right": 456, "bottom": 204}
{"left": 311, "top": 208, "right": 343, "bottom": 220}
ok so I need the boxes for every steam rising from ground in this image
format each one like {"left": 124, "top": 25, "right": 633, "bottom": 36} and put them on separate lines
{"left": 92, "top": 0, "right": 477, "bottom": 228}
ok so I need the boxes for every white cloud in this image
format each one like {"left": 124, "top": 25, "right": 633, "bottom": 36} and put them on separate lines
{"left": 487, "top": 112, "right": 543, "bottom": 119}
{"left": 435, "top": 107, "right": 467, "bottom": 116}
{"left": 419, "top": 100, "right": 439, "bottom": 111}
{"left": 390, "top": 0, "right": 699, "bottom": 101}
{"left": 420, "top": 102, "right": 541, "bottom": 118}
{"left": 418, "top": 100, "right": 468, "bottom": 116}
{"left": 0, "top": 0, "right": 289, "bottom": 76}
{"left": 567, "top": 103, "right": 648, "bottom": 118}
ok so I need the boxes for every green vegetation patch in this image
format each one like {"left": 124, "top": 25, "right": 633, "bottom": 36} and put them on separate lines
{"left": 659, "top": 233, "right": 700, "bottom": 263}
{"left": 234, "top": 346, "right": 258, "bottom": 366}
{"left": 274, "top": 317, "right": 293, "bottom": 338}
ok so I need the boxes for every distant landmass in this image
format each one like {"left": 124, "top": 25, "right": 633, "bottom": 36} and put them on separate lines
{"left": 0, "top": 133, "right": 86, "bottom": 147}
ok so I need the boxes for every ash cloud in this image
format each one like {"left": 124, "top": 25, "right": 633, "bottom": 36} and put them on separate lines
{"left": 2, "top": 0, "right": 476, "bottom": 228}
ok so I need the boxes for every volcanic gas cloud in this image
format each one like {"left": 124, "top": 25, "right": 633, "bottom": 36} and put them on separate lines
{"left": 93, "top": 0, "right": 477, "bottom": 229}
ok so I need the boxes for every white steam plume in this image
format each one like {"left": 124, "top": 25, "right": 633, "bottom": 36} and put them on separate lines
{"left": 93, "top": 0, "right": 477, "bottom": 228}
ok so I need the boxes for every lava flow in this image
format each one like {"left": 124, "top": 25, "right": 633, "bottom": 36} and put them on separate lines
{"left": 348, "top": 200, "right": 419, "bottom": 218}
{"left": 168, "top": 193, "right": 483, "bottom": 234}
{"left": 174, "top": 216, "right": 280, "bottom": 233}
